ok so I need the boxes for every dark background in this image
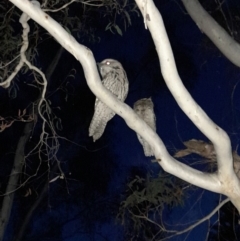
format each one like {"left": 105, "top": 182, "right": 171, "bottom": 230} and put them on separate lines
{"left": 1, "top": 0, "right": 240, "bottom": 240}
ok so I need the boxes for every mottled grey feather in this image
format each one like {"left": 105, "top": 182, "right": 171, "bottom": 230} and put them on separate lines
{"left": 133, "top": 98, "right": 156, "bottom": 156}
{"left": 89, "top": 59, "right": 128, "bottom": 141}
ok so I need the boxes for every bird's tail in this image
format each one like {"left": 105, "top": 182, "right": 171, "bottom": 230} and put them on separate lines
{"left": 89, "top": 102, "right": 115, "bottom": 141}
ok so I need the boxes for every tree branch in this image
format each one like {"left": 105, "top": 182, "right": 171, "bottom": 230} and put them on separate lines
{"left": 8, "top": 0, "right": 240, "bottom": 210}
{"left": 161, "top": 198, "right": 230, "bottom": 241}
{"left": 135, "top": 0, "right": 240, "bottom": 208}
{"left": 181, "top": 0, "right": 240, "bottom": 68}
{"left": 8, "top": 0, "right": 223, "bottom": 194}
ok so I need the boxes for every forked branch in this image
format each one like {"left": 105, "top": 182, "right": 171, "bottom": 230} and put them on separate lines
{"left": 8, "top": 0, "right": 240, "bottom": 211}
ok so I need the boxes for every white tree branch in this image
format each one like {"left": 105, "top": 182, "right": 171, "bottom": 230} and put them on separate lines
{"left": 134, "top": 0, "right": 240, "bottom": 207}
{"left": 8, "top": 0, "right": 240, "bottom": 209}
{"left": 136, "top": 0, "right": 234, "bottom": 178}
{"left": 181, "top": 0, "right": 240, "bottom": 68}
{"left": 0, "top": 13, "right": 30, "bottom": 88}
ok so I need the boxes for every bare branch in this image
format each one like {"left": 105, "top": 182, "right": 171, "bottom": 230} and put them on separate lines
{"left": 160, "top": 198, "right": 230, "bottom": 241}
{"left": 8, "top": 0, "right": 240, "bottom": 210}
{"left": 181, "top": 0, "right": 240, "bottom": 68}
{"left": 8, "top": 0, "right": 221, "bottom": 193}
{"left": 0, "top": 12, "right": 30, "bottom": 88}
{"left": 135, "top": 0, "right": 240, "bottom": 209}
{"left": 43, "top": 0, "right": 104, "bottom": 12}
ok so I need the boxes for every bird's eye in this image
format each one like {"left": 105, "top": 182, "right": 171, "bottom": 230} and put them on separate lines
{"left": 106, "top": 61, "right": 111, "bottom": 65}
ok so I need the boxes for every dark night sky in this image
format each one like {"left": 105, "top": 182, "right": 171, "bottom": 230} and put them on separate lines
{"left": 1, "top": 0, "right": 240, "bottom": 240}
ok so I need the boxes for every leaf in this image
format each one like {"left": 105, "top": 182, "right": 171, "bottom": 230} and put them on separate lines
{"left": 55, "top": 118, "right": 63, "bottom": 131}
{"left": 105, "top": 22, "right": 112, "bottom": 31}
{"left": 114, "top": 24, "right": 123, "bottom": 36}
{"left": 64, "top": 26, "right": 71, "bottom": 34}
{"left": 8, "top": 86, "right": 17, "bottom": 99}
{"left": 123, "top": 10, "right": 132, "bottom": 25}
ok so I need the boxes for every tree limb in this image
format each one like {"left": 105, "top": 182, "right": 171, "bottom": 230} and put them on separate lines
{"left": 8, "top": 0, "right": 240, "bottom": 210}
{"left": 135, "top": 0, "right": 240, "bottom": 209}
{"left": 161, "top": 198, "right": 230, "bottom": 241}
{"left": 181, "top": 0, "right": 240, "bottom": 67}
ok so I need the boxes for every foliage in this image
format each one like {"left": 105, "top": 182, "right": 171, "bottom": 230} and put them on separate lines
{"left": 0, "top": 0, "right": 138, "bottom": 97}
{"left": 0, "top": 3, "right": 22, "bottom": 82}
{"left": 117, "top": 171, "right": 185, "bottom": 240}
{"left": 175, "top": 139, "right": 240, "bottom": 178}
{"left": 0, "top": 1, "right": 139, "bottom": 240}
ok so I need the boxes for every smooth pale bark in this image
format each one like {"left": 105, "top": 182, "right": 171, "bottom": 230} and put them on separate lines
{"left": 181, "top": 0, "right": 240, "bottom": 67}
{"left": 135, "top": 0, "right": 240, "bottom": 209}
{"left": 8, "top": 0, "right": 240, "bottom": 211}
